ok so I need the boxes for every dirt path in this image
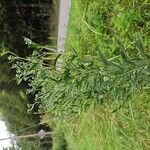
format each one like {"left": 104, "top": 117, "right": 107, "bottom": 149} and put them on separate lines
{"left": 57, "top": 0, "right": 71, "bottom": 52}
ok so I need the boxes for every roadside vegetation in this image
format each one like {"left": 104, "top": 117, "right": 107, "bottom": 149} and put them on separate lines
{"left": 0, "top": 0, "right": 55, "bottom": 149}
{"left": 0, "top": 0, "right": 150, "bottom": 150}
{"left": 62, "top": 1, "right": 150, "bottom": 149}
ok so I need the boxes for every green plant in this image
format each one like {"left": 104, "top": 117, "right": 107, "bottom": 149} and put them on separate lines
{"left": 12, "top": 38, "right": 150, "bottom": 117}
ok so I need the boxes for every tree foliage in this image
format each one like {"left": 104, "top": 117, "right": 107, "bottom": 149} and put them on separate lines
{"left": 0, "top": 0, "right": 56, "bottom": 149}
{"left": 0, "top": 0, "right": 55, "bottom": 56}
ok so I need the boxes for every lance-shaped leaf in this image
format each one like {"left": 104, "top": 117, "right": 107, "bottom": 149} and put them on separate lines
{"left": 135, "top": 37, "right": 149, "bottom": 58}
{"left": 97, "top": 47, "right": 109, "bottom": 65}
{"left": 117, "top": 39, "right": 130, "bottom": 62}
{"left": 71, "top": 47, "right": 78, "bottom": 57}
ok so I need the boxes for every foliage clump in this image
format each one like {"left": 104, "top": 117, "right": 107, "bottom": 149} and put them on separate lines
{"left": 0, "top": 0, "right": 56, "bottom": 149}
{"left": 3, "top": 0, "right": 150, "bottom": 149}
{"left": 12, "top": 38, "right": 150, "bottom": 116}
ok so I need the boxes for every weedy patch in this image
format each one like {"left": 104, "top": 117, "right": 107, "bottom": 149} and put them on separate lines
{"left": 11, "top": 37, "right": 150, "bottom": 116}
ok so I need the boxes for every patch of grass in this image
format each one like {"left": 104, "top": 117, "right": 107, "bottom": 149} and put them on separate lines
{"left": 53, "top": 91, "right": 150, "bottom": 150}
{"left": 66, "top": 0, "right": 150, "bottom": 57}
{"left": 55, "top": 1, "right": 150, "bottom": 149}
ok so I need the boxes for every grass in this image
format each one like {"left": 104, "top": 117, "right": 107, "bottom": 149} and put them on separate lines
{"left": 66, "top": 0, "right": 150, "bottom": 57}
{"left": 51, "top": 91, "right": 150, "bottom": 150}
{"left": 49, "top": 0, "right": 150, "bottom": 150}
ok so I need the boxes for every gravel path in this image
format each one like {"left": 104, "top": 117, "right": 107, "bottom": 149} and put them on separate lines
{"left": 57, "top": 0, "right": 71, "bottom": 52}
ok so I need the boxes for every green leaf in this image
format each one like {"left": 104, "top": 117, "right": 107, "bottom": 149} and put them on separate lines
{"left": 97, "top": 47, "right": 109, "bottom": 65}
{"left": 117, "top": 39, "right": 130, "bottom": 62}
{"left": 135, "top": 37, "right": 149, "bottom": 58}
